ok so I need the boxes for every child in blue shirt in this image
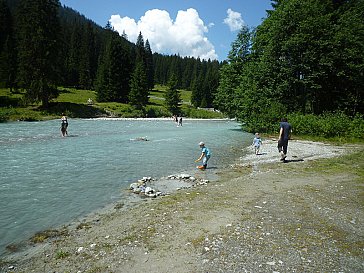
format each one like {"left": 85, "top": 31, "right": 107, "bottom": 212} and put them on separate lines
{"left": 195, "top": 142, "right": 211, "bottom": 170}
{"left": 252, "top": 133, "right": 262, "bottom": 155}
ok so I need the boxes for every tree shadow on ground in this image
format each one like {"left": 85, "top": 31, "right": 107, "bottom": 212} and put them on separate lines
{"left": 0, "top": 96, "right": 22, "bottom": 107}
{"left": 283, "top": 159, "right": 305, "bottom": 163}
{"left": 40, "top": 102, "right": 107, "bottom": 118}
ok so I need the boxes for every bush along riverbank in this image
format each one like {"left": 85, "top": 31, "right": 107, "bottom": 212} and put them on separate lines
{"left": 1, "top": 140, "right": 363, "bottom": 273}
{"left": 240, "top": 111, "right": 364, "bottom": 142}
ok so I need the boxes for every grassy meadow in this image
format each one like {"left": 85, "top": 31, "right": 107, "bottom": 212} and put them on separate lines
{"left": 0, "top": 85, "right": 225, "bottom": 121}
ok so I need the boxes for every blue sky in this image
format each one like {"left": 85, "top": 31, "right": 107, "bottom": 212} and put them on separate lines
{"left": 59, "top": 0, "right": 272, "bottom": 61}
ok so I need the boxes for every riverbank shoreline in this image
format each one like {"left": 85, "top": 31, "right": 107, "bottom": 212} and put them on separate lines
{"left": 1, "top": 139, "right": 363, "bottom": 273}
{"left": 90, "top": 117, "right": 235, "bottom": 121}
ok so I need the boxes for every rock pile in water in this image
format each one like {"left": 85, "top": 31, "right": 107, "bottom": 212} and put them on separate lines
{"left": 129, "top": 177, "right": 163, "bottom": 198}
{"left": 129, "top": 174, "right": 210, "bottom": 198}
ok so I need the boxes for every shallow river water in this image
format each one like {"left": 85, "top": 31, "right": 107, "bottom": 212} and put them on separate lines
{"left": 0, "top": 118, "right": 251, "bottom": 256}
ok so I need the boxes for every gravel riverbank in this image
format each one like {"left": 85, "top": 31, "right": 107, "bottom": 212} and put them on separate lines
{"left": 1, "top": 139, "right": 363, "bottom": 273}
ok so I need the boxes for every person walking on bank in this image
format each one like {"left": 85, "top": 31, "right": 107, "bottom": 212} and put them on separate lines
{"left": 60, "top": 113, "right": 68, "bottom": 137}
{"left": 278, "top": 118, "right": 292, "bottom": 162}
{"left": 195, "top": 141, "right": 211, "bottom": 170}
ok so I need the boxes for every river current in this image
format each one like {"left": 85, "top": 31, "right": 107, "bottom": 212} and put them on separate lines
{"left": 0, "top": 118, "right": 251, "bottom": 256}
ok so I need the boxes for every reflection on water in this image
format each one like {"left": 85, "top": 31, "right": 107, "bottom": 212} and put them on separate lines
{"left": 0, "top": 119, "right": 251, "bottom": 255}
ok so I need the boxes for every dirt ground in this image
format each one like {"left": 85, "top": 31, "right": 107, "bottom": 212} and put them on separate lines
{"left": 1, "top": 139, "right": 363, "bottom": 273}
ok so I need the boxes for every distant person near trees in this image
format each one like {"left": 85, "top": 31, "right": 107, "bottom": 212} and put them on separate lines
{"left": 61, "top": 113, "right": 68, "bottom": 137}
{"left": 278, "top": 118, "right": 292, "bottom": 162}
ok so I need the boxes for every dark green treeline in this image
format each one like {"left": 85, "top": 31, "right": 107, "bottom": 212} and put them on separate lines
{"left": 0, "top": 0, "right": 221, "bottom": 108}
{"left": 215, "top": 0, "right": 364, "bottom": 133}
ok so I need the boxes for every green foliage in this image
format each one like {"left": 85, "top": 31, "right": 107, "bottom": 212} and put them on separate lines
{"left": 16, "top": 0, "right": 61, "bottom": 107}
{"left": 55, "top": 249, "right": 70, "bottom": 259}
{"left": 0, "top": 107, "right": 42, "bottom": 122}
{"left": 214, "top": 27, "right": 252, "bottom": 118}
{"left": 164, "top": 74, "right": 181, "bottom": 115}
{"left": 145, "top": 105, "right": 170, "bottom": 118}
{"left": 252, "top": 0, "right": 363, "bottom": 115}
{"left": 96, "top": 30, "right": 131, "bottom": 103}
{"left": 144, "top": 39, "right": 154, "bottom": 90}
{"left": 128, "top": 61, "right": 149, "bottom": 110}
{"left": 215, "top": 0, "right": 363, "bottom": 140}
{"left": 0, "top": 85, "right": 226, "bottom": 121}
{"left": 154, "top": 54, "right": 221, "bottom": 107}
{"left": 288, "top": 112, "right": 364, "bottom": 139}
{"left": 0, "top": 0, "right": 17, "bottom": 90}
{"left": 239, "top": 99, "right": 286, "bottom": 133}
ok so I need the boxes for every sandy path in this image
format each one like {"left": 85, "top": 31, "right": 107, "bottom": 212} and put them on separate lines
{"left": 1, "top": 140, "right": 363, "bottom": 273}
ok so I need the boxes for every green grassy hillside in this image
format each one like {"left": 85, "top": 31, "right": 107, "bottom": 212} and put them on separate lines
{"left": 0, "top": 86, "right": 225, "bottom": 121}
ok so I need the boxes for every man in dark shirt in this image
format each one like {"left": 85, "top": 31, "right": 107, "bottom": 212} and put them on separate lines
{"left": 278, "top": 118, "right": 292, "bottom": 161}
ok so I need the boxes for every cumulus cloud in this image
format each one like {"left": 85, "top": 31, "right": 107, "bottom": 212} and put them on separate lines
{"left": 223, "top": 8, "right": 246, "bottom": 31}
{"left": 109, "top": 8, "right": 218, "bottom": 60}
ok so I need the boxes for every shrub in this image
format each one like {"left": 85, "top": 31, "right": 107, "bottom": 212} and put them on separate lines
{"left": 288, "top": 112, "right": 364, "bottom": 139}
{"left": 145, "top": 106, "right": 170, "bottom": 117}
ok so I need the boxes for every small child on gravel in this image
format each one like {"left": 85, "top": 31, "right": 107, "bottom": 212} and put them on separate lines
{"left": 252, "top": 133, "right": 262, "bottom": 155}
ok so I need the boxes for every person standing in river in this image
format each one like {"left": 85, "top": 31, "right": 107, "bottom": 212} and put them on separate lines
{"left": 278, "top": 118, "right": 292, "bottom": 161}
{"left": 61, "top": 113, "right": 68, "bottom": 137}
{"left": 195, "top": 141, "right": 211, "bottom": 170}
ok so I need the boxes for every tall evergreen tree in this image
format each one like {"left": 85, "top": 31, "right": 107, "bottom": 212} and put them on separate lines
{"left": 135, "top": 31, "right": 145, "bottom": 63}
{"left": 144, "top": 39, "right": 154, "bottom": 90}
{"left": 214, "top": 26, "right": 252, "bottom": 117}
{"left": 164, "top": 73, "right": 181, "bottom": 115}
{"left": 128, "top": 61, "right": 148, "bottom": 110}
{"left": 79, "top": 22, "right": 96, "bottom": 89}
{"left": 0, "top": 0, "right": 17, "bottom": 90}
{"left": 96, "top": 28, "right": 131, "bottom": 102}
{"left": 16, "top": 0, "right": 61, "bottom": 107}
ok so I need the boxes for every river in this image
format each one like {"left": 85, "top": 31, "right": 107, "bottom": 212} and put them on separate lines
{"left": 0, "top": 118, "right": 251, "bottom": 256}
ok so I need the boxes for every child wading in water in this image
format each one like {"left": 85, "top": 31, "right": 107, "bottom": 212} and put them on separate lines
{"left": 252, "top": 133, "right": 262, "bottom": 155}
{"left": 195, "top": 142, "right": 211, "bottom": 170}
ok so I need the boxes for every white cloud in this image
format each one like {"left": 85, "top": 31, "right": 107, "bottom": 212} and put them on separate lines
{"left": 223, "top": 8, "right": 246, "bottom": 32}
{"left": 109, "top": 8, "right": 218, "bottom": 60}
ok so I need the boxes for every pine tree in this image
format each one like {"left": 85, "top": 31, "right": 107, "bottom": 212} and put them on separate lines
{"left": 144, "top": 39, "right": 154, "bottom": 90}
{"left": 16, "top": 0, "right": 61, "bottom": 107}
{"left": 96, "top": 28, "right": 131, "bottom": 102}
{"left": 164, "top": 74, "right": 181, "bottom": 115}
{"left": 108, "top": 32, "right": 131, "bottom": 102}
{"left": 135, "top": 31, "right": 145, "bottom": 63}
{"left": 79, "top": 22, "right": 96, "bottom": 89}
{"left": 0, "top": 0, "right": 17, "bottom": 90}
{"left": 128, "top": 61, "right": 148, "bottom": 110}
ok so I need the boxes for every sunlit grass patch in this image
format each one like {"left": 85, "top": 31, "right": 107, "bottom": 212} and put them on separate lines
{"left": 55, "top": 249, "right": 70, "bottom": 259}
{"left": 56, "top": 87, "right": 96, "bottom": 104}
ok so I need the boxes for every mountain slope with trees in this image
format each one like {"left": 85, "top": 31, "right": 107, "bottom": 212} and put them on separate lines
{"left": 0, "top": 0, "right": 221, "bottom": 113}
